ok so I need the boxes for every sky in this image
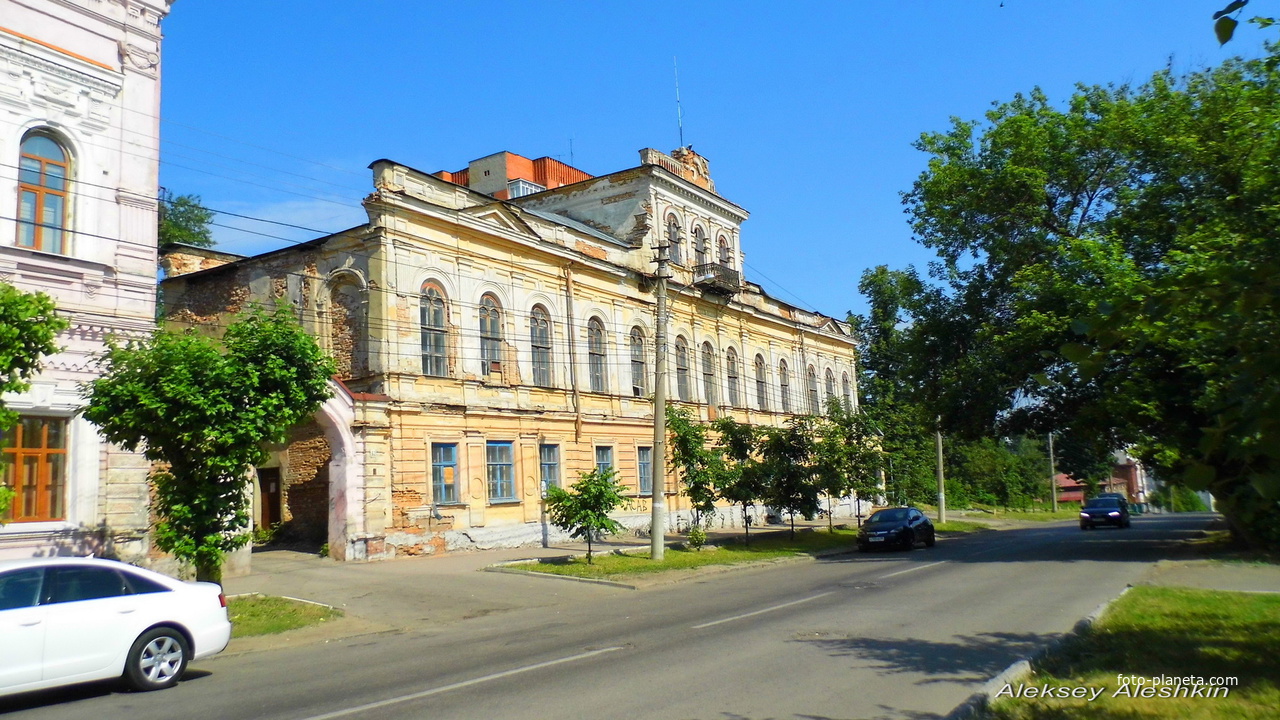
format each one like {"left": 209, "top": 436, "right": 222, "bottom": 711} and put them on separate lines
{"left": 157, "top": 1, "right": 1270, "bottom": 319}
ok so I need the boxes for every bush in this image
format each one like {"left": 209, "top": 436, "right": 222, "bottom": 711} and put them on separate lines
{"left": 687, "top": 524, "right": 707, "bottom": 551}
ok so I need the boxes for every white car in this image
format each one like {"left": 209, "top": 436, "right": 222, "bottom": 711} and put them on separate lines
{"left": 0, "top": 557, "right": 231, "bottom": 697}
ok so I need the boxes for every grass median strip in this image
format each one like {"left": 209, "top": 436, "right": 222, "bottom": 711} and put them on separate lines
{"left": 988, "top": 585, "right": 1280, "bottom": 720}
{"left": 934, "top": 520, "right": 993, "bottom": 533}
{"left": 228, "top": 595, "right": 344, "bottom": 638}
{"left": 508, "top": 528, "right": 860, "bottom": 580}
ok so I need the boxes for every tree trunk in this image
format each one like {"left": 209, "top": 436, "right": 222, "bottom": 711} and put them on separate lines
{"left": 195, "top": 559, "right": 222, "bottom": 585}
{"left": 789, "top": 511, "right": 795, "bottom": 540}
{"left": 828, "top": 493, "right": 835, "bottom": 533}
{"left": 742, "top": 504, "right": 751, "bottom": 546}
{"left": 586, "top": 531, "right": 593, "bottom": 564}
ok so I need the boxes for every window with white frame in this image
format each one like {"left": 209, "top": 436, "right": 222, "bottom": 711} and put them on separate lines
{"left": 842, "top": 372, "right": 853, "bottom": 408}
{"left": 675, "top": 336, "right": 691, "bottom": 402}
{"left": 807, "top": 366, "right": 820, "bottom": 415}
{"left": 726, "top": 348, "right": 740, "bottom": 407}
{"left": 779, "top": 359, "right": 791, "bottom": 413}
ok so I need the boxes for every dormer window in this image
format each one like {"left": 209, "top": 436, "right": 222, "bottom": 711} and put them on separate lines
{"left": 507, "top": 178, "right": 545, "bottom": 198}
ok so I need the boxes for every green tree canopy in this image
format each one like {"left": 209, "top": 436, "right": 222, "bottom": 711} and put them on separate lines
{"left": 158, "top": 190, "right": 215, "bottom": 248}
{"left": 82, "top": 307, "right": 335, "bottom": 581}
{"left": 901, "top": 45, "right": 1280, "bottom": 546}
{"left": 545, "top": 467, "right": 629, "bottom": 563}
{"left": 0, "top": 283, "right": 67, "bottom": 431}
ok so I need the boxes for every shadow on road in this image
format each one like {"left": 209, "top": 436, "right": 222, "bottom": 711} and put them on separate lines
{"left": 796, "top": 631, "right": 1054, "bottom": 685}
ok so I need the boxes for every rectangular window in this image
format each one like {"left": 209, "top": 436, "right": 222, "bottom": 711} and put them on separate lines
{"left": 594, "top": 446, "right": 614, "bottom": 477}
{"left": 638, "top": 446, "right": 653, "bottom": 495}
{"left": 431, "top": 443, "right": 458, "bottom": 505}
{"left": 487, "top": 442, "right": 515, "bottom": 501}
{"left": 1, "top": 416, "right": 68, "bottom": 522}
{"left": 539, "top": 444, "right": 559, "bottom": 492}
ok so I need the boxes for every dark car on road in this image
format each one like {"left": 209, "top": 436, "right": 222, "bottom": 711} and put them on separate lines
{"left": 1079, "top": 497, "right": 1131, "bottom": 530}
{"left": 857, "top": 506, "right": 936, "bottom": 551}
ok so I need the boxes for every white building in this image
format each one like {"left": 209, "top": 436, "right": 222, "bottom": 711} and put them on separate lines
{"left": 0, "top": 0, "right": 172, "bottom": 562}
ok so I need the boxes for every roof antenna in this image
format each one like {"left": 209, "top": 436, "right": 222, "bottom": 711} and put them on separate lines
{"left": 674, "top": 56, "right": 684, "bottom": 148}
{"left": 569, "top": 137, "right": 575, "bottom": 167}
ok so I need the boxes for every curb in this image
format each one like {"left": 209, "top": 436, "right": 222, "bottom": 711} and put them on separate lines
{"left": 942, "top": 585, "right": 1133, "bottom": 720}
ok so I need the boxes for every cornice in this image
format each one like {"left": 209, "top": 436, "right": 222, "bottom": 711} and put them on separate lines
{"left": 0, "top": 41, "right": 122, "bottom": 95}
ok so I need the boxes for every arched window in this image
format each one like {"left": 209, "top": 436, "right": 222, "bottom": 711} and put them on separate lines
{"left": 630, "top": 327, "right": 647, "bottom": 397}
{"left": 420, "top": 284, "right": 448, "bottom": 377}
{"left": 754, "top": 354, "right": 768, "bottom": 411}
{"left": 779, "top": 359, "right": 791, "bottom": 413}
{"left": 693, "top": 226, "right": 708, "bottom": 267}
{"left": 675, "top": 336, "right": 691, "bottom": 401}
{"left": 665, "top": 214, "right": 683, "bottom": 265}
{"left": 825, "top": 368, "right": 836, "bottom": 411}
{"left": 588, "top": 317, "right": 607, "bottom": 393}
{"left": 717, "top": 235, "right": 731, "bottom": 266}
{"left": 726, "top": 348, "right": 740, "bottom": 407}
{"left": 17, "top": 132, "right": 70, "bottom": 254}
{"left": 842, "top": 372, "right": 853, "bottom": 409}
{"left": 807, "top": 366, "right": 820, "bottom": 415}
{"left": 479, "top": 294, "right": 503, "bottom": 375}
{"left": 701, "top": 342, "right": 717, "bottom": 405}
{"left": 530, "top": 306, "right": 552, "bottom": 387}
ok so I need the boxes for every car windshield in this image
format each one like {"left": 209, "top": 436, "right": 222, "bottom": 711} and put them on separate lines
{"left": 1084, "top": 498, "right": 1121, "bottom": 509}
{"left": 869, "top": 508, "right": 910, "bottom": 522}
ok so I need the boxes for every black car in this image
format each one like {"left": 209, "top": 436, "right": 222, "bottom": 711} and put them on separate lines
{"left": 857, "top": 506, "right": 936, "bottom": 551}
{"left": 1079, "top": 497, "right": 1131, "bottom": 529}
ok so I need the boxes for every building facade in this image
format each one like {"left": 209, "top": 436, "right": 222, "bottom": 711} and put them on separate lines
{"left": 0, "top": 0, "right": 172, "bottom": 561}
{"left": 159, "top": 147, "right": 860, "bottom": 561}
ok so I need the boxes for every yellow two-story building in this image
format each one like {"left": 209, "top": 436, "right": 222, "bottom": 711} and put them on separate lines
{"left": 159, "top": 146, "right": 859, "bottom": 561}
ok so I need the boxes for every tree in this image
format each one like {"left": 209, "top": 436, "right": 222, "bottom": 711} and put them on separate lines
{"left": 545, "top": 467, "right": 629, "bottom": 563}
{"left": 901, "top": 47, "right": 1280, "bottom": 547}
{"left": 82, "top": 307, "right": 335, "bottom": 582}
{"left": 711, "top": 416, "right": 764, "bottom": 544}
{"left": 757, "top": 416, "right": 822, "bottom": 539}
{"left": 0, "top": 283, "right": 67, "bottom": 432}
{"left": 813, "top": 397, "right": 884, "bottom": 531}
{"left": 666, "top": 404, "right": 719, "bottom": 524}
{"left": 158, "top": 189, "right": 215, "bottom": 248}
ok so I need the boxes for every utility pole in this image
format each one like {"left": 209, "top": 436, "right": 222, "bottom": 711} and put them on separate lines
{"left": 935, "top": 420, "right": 946, "bottom": 523}
{"left": 1048, "top": 432, "right": 1058, "bottom": 513}
{"left": 649, "top": 235, "right": 673, "bottom": 561}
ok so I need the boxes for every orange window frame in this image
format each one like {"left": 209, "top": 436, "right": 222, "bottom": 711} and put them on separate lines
{"left": 17, "top": 143, "right": 69, "bottom": 253}
{"left": 1, "top": 416, "right": 69, "bottom": 523}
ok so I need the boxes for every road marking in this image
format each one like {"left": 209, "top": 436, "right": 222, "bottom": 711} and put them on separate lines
{"left": 878, "top": 561, "right": 946, "bottom": 579}
{"left": 691, "top": 592, "right": 833, "bottom": 629}
{"left": 295, "top": 646, "right": 625, "bottom": 720}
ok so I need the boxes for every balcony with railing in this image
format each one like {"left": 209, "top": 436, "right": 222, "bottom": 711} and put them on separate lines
{"left": 693, "top": 263, "right": 740, "bottom": 295}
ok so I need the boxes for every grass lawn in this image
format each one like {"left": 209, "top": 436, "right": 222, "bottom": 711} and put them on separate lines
{"left": 934, "top": 520, "right": 993, "bottom": 533}
{"left": 227, "top": 595, "right": 343, "bottom": 638}
{"left": 959, "top": 504, "right": 1084, "bottom": 522}
{"left": 508, "top": 528, "right": 859, "bottom": 580}
{"left": 988, "top": 586, "right": 1280, "bottom": 720}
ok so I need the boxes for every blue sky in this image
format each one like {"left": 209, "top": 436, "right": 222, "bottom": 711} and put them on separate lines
{"left": 158, "top": 1, "right": 1268, "bottom": 319}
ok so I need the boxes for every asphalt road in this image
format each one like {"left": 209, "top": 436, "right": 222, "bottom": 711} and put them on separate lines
{"left": 2, "top": 513, "right": 1214, "bottom": 720}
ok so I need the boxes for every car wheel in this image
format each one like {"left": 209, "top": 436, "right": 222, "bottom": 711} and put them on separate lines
{"left": 124, "top": 627, "right": 189, "bottom": 692}
{"left": 924, "top": 532, "right": 936, "bottom": 548}
{"left": 902, "top": 531, "right": 916, "bottom": 550}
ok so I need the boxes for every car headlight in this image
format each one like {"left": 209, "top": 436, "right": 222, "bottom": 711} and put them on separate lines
{"left": 1080, "top": 512, "right": 1090, "bottom": 518}
{"left": 1108, "top": 511, "right": 1121, "bottom": 517}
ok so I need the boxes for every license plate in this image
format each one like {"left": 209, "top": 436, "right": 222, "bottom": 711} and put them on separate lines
{"left": 869, "top": 537, "right": 885, "bottom": 543}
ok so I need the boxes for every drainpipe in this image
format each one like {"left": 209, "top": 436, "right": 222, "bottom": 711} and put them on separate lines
{"left": 562, "top": 263, "right": 583, "bottom": 440}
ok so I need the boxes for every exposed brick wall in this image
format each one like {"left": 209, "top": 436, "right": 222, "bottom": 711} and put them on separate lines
{"left": 281, "top": 421, "right": 331, "bottom": 545}
{"left": 328, "top": 282, "right": 366, "bottom": 378}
